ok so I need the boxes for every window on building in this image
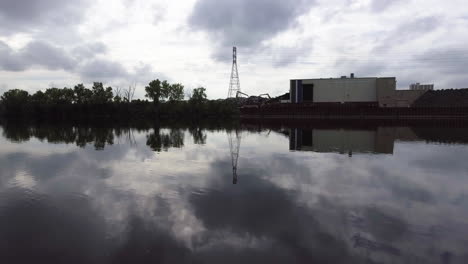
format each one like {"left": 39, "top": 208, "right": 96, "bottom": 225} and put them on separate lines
{"left": 303, "top": 84, "right": 314, "bottom": 101}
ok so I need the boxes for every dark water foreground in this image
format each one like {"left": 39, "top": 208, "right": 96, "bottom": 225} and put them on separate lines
{"left": 1, "top": 121, "right": 468, "bottom": 263}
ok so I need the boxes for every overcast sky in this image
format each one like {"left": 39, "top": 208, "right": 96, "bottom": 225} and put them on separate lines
{"left": 1, "top": 0, "right": 467, "bottom": 99}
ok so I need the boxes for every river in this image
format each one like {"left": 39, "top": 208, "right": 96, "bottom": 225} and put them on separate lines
{"left": 1, "top": 121, "right": 467, "bottom": 263}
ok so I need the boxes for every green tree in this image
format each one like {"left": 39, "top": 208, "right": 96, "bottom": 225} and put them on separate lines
{"left": 190, "top": 87, "right": 207, "bottom": 104}
{"left": 1, "top": 89, "right": 30, "bottom": 106}
{"left": 168, "top": 83, "right": 184, "bottom": 101}
{"left": 145, "top": 79, "right": 185, "bottom": 104}
{"left": 91, "top": 82, "right": 113, "bottom": 104}
{"left": 0, "top": 89, "right": 30, "bottom": 116}
{"left": 31, "top": 90, "right": 46, "bottom": 103}
{"left": 145, "top": 79, "right": 163, "bottom": 105}
{"left": 44, "top": 87, "right": 75, "bottom": 104}
{"left": 74, "top": 84, "right": 93, "bottom": 104}
{"left": 161, "top": 80, "right": 171, "bottom": 100}
{"left": 114, "top": 94, "right": 122, "bottom": 103}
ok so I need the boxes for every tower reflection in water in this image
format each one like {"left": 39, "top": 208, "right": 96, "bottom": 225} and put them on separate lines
{"left": 228, "top": 130, "right": 241, "bottom": 184}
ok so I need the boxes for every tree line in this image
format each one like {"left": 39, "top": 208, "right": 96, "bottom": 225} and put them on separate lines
{"left": 0, "top": 80, "right": 238, "bottom": 120}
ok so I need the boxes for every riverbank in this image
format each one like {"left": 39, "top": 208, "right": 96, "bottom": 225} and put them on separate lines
{"left": 240, "top": 104, "right": 468, "bottom": 120}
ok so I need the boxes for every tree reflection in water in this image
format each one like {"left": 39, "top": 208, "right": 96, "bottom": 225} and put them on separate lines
{"left": 146, "top": 127, "right": 185, "bottom": 152}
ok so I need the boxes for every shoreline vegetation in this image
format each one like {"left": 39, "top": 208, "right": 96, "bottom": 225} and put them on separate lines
{"left": 0, "top": 80, "right": 239, "bottom": 121}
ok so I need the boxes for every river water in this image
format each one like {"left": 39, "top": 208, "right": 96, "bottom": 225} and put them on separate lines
{"left": 1, "top": 122, "right": 467, "bottom": 263}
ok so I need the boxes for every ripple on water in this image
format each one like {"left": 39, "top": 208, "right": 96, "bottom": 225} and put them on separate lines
{"left": 190, "top": 188, "right": 212, "bottom": 198}
{"left": 0, "top": 187, "right": 51, "bottom": 216}
{"left": 8, "top": 170, "right": 37, "bottom": 189}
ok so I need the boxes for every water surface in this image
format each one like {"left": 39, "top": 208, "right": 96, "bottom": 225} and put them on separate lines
{"left": 1, "top": 122, "right": 468, "bottom": 263}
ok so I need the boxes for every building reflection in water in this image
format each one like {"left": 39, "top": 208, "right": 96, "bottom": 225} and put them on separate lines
{"left": 289, "top": 127, "right": 422, "bottom": 155}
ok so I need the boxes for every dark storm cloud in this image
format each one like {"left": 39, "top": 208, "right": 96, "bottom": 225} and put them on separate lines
{"left": 374, "top": 16, "right": 441, "bottom": 52}
{"left": 0, "top": 0, "right": 90, "bottom": 35}
{"left": 370, "top": 0, "right": 404, "bottom": 12}
{"left": 189, "top": 0, "right": 316, "bottom": 61}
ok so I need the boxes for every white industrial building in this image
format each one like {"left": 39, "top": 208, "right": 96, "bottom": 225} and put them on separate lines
{"left": 289, "top": 74, "right": 427, "bottom": 107}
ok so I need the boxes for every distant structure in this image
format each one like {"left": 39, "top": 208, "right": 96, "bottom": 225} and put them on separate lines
{"left": 289, "top": 73, "right": 428, "bottom": 107}
{"left": 410, "top": 83, "right": 434, "bottom": 91}
{"left": 228, "top": 47, "right": 241, "bottom": 98}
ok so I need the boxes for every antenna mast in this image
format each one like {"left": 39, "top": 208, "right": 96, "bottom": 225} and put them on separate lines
{"left": 228, "top": 47, "right": 241, "bottom": 98}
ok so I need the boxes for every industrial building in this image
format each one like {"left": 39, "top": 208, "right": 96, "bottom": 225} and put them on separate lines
{"left": 289, "top": 74, "right": 427, "bottom": 107}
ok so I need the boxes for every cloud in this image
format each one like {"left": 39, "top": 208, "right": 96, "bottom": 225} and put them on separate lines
{"left": 0, "top": 40, "right": 76, "bottom": 71}
{"left": 0, "top": 40, "right": 141, "bottom": 83}
{"left": 131, "top": 63, "right": 168, "bottom": 83}
{"left": 72, "top": 42, "right": 107, "bottom": 59}
{"left": 333, "top": 58, "right": 387, "bottom": 77}
{"left": 0, "top": 41, "right": 112, "bottom": 74}
{"left": 0, "top": 0, "right": 90, "bottom": 35}
{"left": 77, "top": 60, "right": 168, "bottom": 86}
{"left": 20, "top": 41, "right": 77, "bottom": 71}
{"left": 369, "top": 0, "right": 404, "bottom": 12}
{"left": 374, "top": 16, "right": 441, "bottom": 52}
{"left": 0, "top": 42, "right": 25, "bottom": 71}
{"left": 152, "top": 4, "right": 167, "bottom": 25}
{"left": 414, "top": 47, "right": 468, "bottom": 75}
{"left": 189, "top": 0, "right": 316, "bottom": 60}
{"left": 269, "top": 39, "right": 314, "bottom": 67}
{"left": 78, "top": 59, "right": 129, "bottom": 81}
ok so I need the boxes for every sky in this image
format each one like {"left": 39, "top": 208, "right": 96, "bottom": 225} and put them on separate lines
{"left": 0, "top": 0, "right": 467, "bottom": 99}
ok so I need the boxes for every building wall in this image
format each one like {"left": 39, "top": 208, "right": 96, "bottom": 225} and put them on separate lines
{"left": 290, "top": 80, "right": 303, "bottom": 103}
{"left": 379, "top": 90, "right": 427, "bottom": 107}
{"left": 377, "top": 77, "right": 397, "bottom": 106}
{"left": 302, "top": 78, "right": 377, "bottom": 103}
{"left": 376, "top": 77, "right": 427, "bottom": 107}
